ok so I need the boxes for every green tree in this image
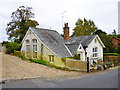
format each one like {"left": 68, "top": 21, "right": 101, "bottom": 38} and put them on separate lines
{"left": 6, "top": 6, "right": 39, "bottom": 43}
{"left": 72, "top": 18, "right": 98, "bottom": 37}
{"left": 93, "top": 29, "right": 107, "bottom": 35}
{"left": 94, "top": 29, "right": 113, "bottom": 53}
{"left": 2, "top": 42, "right": 21, "bottom": 54}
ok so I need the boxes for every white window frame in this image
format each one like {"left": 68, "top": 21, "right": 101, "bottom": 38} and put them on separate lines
{"left": 26, "top": 40, "right": 30, "bottom": 58}
{"left": 49, "top": 55, "right": 54, "bottom": 63}
{"left": 32, "top": 39, "right": 37, "bottom": 52}
{"left": 32, "top": 39, "right": 37, "bottom": 58}
{"left": 93, "top": 47, "right": 98, "bottom": 58}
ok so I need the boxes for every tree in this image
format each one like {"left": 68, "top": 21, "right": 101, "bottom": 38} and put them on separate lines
{"left": 72, "top": 18, "right": 98, "bottom": 37}
{"left": 2, "top": 41, "right": 21, "bottom": 54}
{"left": 6, "top": 6, "right": 39, "bottom": 43}
{"left": 93, "top": 29, "right": 113, "bottom": 53}
{"left": 93, "top": 29, "right": 107, "bottom": 35}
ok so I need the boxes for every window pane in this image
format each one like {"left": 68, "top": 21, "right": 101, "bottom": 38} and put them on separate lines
{"left": 26, "top": 45, "right": 30, "bottom": 51}
{"left": 95, "top": 53, "right": 97, "bottom": 57}
{"left": 95, "top": 48, "right": 97, "bottom": 52}
{"left": 33, "top": 52, "right": 37, "bottom": 58}
{"left": 33, "top": 39, "right": 37, "bottom": 44}
{"left": 93, "top": 48, "right": 94, "bottom": 52}
{"left": 26, "top": 51, "right": 29, "bottom": 57}
{"left": 49, "top": 55, "right": 51, "bottom": 62}
{"left": 52, "top": 55, "right": 54, "bottom": 62}
{"left": 33, "top": 45, "right": 37, "bottom": 51}
{"left": 26, "top": 40, "right": 30, "bottom": 44}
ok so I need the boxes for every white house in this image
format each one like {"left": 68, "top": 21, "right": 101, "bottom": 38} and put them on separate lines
{"left": 21, "top": 23, "right": 105, "bottom": 67}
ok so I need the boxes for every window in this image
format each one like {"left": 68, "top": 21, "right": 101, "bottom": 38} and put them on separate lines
{"left": 26, "top": 40, "right": 30, "bottom": 57}
{"left": 79, "top": 47, "right": 81, "bottom": 49}
{"left": 49, "top": 55, "right": 54, "bottom": 62}
{"left": 33, "top": 45, "right": 37, "bottom": 52}
{"left": 93, "top": 47, "right": 97, "bottom": 58}
{"left": 26, "top": 45, "right": 30, "bottom": 51}
{"left": 33, "top": 39, "right": 37, "bottom": 44}
{"left": 26, "top": 40, "right": 30, "bottom": 44}
{"left": 33, "top": 39, "right": 37, "bottom": 58}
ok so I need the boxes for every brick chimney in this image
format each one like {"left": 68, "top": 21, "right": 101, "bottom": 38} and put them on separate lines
{"left": 63, "top": 23, "right": 69, "bottom": 41}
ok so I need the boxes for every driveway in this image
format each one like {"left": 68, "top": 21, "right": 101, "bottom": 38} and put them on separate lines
{"left": 1, "top": 53, "right": 86, "bottom": 80}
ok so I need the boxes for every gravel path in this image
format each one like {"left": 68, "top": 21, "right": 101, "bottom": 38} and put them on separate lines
{"left": 1, "top": 53, "right": 86, "bottom": 80}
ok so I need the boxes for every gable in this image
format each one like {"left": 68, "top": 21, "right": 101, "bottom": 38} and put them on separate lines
{"left": 76, "top": 44, "right": 85, "bottom": 53}
{"left": 95, "top": 35, "right": 105, "bottom": 48}
{"left": 21, "top": 27, "right": 72, "bottom": 58}
{"left": 88, "top": 36, "right": 104, "bottom": 49}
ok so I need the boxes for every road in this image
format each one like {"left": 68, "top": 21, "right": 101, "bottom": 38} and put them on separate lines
{"left": 2, "top": 68, "right": 119, "bottom": 88}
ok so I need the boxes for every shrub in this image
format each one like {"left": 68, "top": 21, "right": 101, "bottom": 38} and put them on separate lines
{"left": 28, "top": 59, "right": 71, "bottom": 71}
{"left": 73, "top": 52, "right": 80, "bottom": 60}
{"left": 29, "top": 59, "right": 50, "bottom": 66}
{"left": 14, "top": 50, "right": 21, "bottom": 57}
{"left": 104, "top": 53, "right": 120, "bottom": 56}
{"left": 62, "top": 58, "right": 66, "bottom": 64}
{"left": 3, "top": 42, "right": 21, "bottom": 54}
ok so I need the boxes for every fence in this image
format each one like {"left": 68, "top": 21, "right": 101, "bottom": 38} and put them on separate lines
{"left": 66, "top": 59, "right": 87, "bottom": 71}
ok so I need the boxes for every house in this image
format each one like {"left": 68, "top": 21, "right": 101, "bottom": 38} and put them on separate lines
{"left": 21, "top": 23, "right": 105, "bottom": 67}
{"left": 112, "top": 38, "right": 120, "bottom": 48}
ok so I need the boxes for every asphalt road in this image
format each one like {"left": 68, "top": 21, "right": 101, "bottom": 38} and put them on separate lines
{"left": 2, "top": 68, "right": 119, "bottom": 88}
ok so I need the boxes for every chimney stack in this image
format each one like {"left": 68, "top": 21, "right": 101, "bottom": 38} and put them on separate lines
{"left": 63, "top": 23, "right": 69, "bottom": 41}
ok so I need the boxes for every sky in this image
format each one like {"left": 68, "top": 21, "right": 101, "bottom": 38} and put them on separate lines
{"left": 0, "top": 0, "right": 119, "bottom": 42}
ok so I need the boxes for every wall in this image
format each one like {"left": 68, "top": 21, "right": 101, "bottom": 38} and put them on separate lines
{"left": 104, "top": 55, "right": 120, "bottom": 62}
{"left": 76, "top": 44, "right": 86, "bottom": 61}
{"left": 21, "top": 29, "right": 65, "bottom": 67}
{"left": 86, "top": 36, "right": 103, "bottom": 64}
{"left": 66, "top": 59, "right": 87, "bottom": 71}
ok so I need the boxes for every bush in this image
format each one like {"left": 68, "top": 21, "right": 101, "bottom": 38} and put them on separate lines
{"left": 29, "top": 59, "right": 71, "bottom": 71}
{"left": 62, "top": 58, "right": 66, "bottom": 64}
{"left": 104, "top": 53, "right": 120, "bottom": 56}
{"left": 14, "top": 50, "right": 21, "bottom": 57}
{"left": 29, "top": 59, "right": 49, "bottom": 66}
{"left": 3, "top": 42, "right": 21, "bottom": 54}
{"left": 73, "top": 52, "right": 80, "bottom": 60}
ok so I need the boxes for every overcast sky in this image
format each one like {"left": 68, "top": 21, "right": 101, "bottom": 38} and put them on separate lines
{"left": 0, "top": 0, "right": 119, "bottom": 42}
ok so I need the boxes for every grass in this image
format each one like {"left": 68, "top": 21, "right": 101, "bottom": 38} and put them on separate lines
{"left": 21, "top": 58, "right": 71, "bottom": 71}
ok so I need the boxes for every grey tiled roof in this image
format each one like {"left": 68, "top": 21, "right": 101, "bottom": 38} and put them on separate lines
{"left": 31, "top": 27, "right": 96, "bottom": 57}
{"left": 65, "top": 35, "right": 96, "bottom": 55}
{"left": 32, "top": 28, "right": 72, "bottom": 58}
